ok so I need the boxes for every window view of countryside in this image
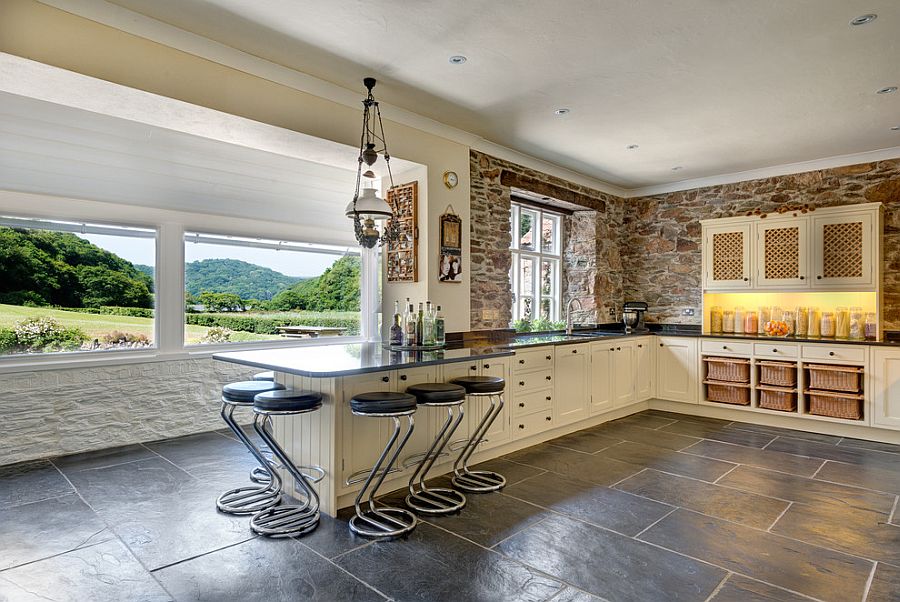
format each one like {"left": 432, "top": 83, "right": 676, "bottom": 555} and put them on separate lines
{"left": 0, "top": 224, "right": 360, "bottom": 355}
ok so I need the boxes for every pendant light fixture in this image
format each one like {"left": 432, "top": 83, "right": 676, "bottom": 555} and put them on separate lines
{"left": 345, "top": 77, "right": 400, "bottom": 248}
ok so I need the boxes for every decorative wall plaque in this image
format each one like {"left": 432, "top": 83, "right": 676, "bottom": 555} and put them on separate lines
{"left": 386, "top": 181, "right": 418, "bottom": 282}
{"left": 439, "top": 207, "right": 463, "bottom": 283}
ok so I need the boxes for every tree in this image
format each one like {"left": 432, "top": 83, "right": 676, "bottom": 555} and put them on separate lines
{"left": 268, "top": 256, "right": 361, "bottom": 312}
{"left": 198, "top": 291, "right": 245, "bottom": 312}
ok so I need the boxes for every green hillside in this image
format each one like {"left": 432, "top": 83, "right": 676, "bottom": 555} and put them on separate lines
{"left": 184, "top": 258, "right": 302, "bottom": 300}
{"left": 269, "top": 255, "right": 360, "bottom": 311}
{"left": 0, "top": 227, "right": 153, "bottom": 308}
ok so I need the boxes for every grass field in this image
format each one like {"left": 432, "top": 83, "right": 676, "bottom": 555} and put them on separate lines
{"left": 0, "top": 304, "right": 281, "bottom": 344}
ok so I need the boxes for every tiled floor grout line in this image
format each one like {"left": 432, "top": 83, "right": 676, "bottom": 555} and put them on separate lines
{"left": 861, "top": 561, "right": 878, "bottom": 602}
{"left": 329, "top": 539, "right": 377, "bottom": 563}
{"left": 890, "top": 496, "right": 899, "bottom": 524}
{"left": 297, "top": 538, "right": 395, "bottom": 601}
{"left": 0, "top": 536, "right": 112, "bottom": 574}
{"left": 148, "top": 535, "right": 258, "bottom": 573}
{"left": 760, "top": 436, "right": 778, "bottom": 450}
{"left": 767, "top": 501, "right": 793, "bottom": 532}
{"left": 607, "top": 467, "right": 648, "bottom": 488}
{"left": 631, "top": 507, "right": 678, "bottom": 539}
{"left": 808, "top": 459, "right": 829, "bottom": 479}
{"left": 712, "top": 463, "right": 740, "bottom": 484}
{"left": 702, "top": 572, "right": 731, "bottom": 602}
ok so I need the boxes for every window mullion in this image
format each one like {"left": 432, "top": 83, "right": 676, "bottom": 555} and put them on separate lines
{"left": 157, "top": 223, "right": 185, "bottom": 353}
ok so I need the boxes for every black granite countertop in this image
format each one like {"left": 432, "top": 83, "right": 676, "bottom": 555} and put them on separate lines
{"left": 213, "top": 341, "right": 514, "bottom": 378}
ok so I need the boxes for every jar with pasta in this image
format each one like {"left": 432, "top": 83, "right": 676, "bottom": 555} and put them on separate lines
{"left": 849, "top": 307, "right": 864, "bottom": 340}
{"left": 835, "top": 306, "right": 850, "bottom": 339}
{"left": 820, "top": 311, "right": 835, "bottom": 337}
{"left": 757, "top": 306, "right": 770, "bottom": 334}
{"left": 794, "top": 307, "right": 808, "bottom": 337}
{"left": 781, "top": 309, "right": 795, "bottom": 336}
{"left": 744, "top": 310, "right": 758, "bottom": 334}
{"left": 733, "top": 307, "right": 745, "bottom": 332}
{"left": 723, "top": 310, "right": 735, "bottom": 334}
{"left": 809, "top": 307, "right": 821, "bottom": 337}
{"left": 709, "top": 306, "right": 723, "bottom": 334}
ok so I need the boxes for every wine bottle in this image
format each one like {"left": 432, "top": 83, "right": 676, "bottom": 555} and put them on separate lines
{"left": 389, "top": 300, "right": 403, "bottom": 346}
{"left": 435, "top": 305, "right": 446, "bottom": 345}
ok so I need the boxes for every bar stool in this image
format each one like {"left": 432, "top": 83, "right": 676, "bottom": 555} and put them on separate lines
{"left": 449, "top": 375, "right": 507, "bottom": 492}
{"left": 248, "top": 371, "right": 276, "bottom": 484}
{"left": 252, "top": 371, "right": 275, "bottom": 381}
{"left": 249, "top": 389, "right": 324, "bottom": 537}
{"left": 405, "top": 383, "right": 468, "bottom": 515}
{"left": 348, "top": 391, "right": 418, "bottom": 539}
{"left": 217, "top": 380, "right": 285, "bottom": 515}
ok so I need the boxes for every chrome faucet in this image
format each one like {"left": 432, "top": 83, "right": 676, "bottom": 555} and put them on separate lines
{"left": 565, "top": 298, "right": 583, "bottom": 335}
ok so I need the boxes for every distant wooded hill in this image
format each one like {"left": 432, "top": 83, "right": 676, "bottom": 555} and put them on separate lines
{"left": 181, "top": 258, "right": 303, "bottom": 300}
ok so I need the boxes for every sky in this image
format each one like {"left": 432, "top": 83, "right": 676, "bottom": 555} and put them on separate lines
{"left": 81, "top": 233, "right": 347, "bottom": 278}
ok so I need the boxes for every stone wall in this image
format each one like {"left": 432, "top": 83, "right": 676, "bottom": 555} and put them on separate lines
{"left": 2, "top": 357, "right": 257, "bottom": 465}
{"left": 622, "top": 159, "right": 900, "bottom": 326}
{"left": 469, "top": 149, "right": 624, "bottom": 329}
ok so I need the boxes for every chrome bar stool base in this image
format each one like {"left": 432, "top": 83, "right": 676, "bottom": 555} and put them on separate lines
{"left": 248, "top": 390, "right": 324, "bottom": 538}
{"left": 348, "top": 392, "right": 419, "bottom": 539}
{"left": 405, "top": 383, "right": 468, "bottom": 516}
{"left": 449, "top": 376, "right": 507, "bottom": 494}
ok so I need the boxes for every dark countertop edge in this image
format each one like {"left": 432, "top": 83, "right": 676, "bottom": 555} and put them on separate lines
{"left": 213, "top": 347, "right": 515, "bottom": 378}
{"left": 501, "top": 330, "right": 899, "bottom": 348}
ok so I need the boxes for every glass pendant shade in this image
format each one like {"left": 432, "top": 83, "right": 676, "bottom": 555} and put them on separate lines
{"left": 346, "top": 188, "right": 392, "bottom": 221}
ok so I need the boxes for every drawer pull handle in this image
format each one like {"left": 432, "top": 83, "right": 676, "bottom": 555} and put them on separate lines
{"left": 572, "top": 349, "right": 577, "bottom": 354}
{"left": 772, "top": 349, "right": 778, "bottom": 353}
{"left": 470, "top": 365, "right": 477, "bottom": 371}
{"left": 400, "top": 374, "right": 407, "bottom": 381}
{"left": 519, "top": 381, "right": 525, "bottom": 386}
{"left": 381, "top": 376, "right": 390, "bottom": 383}
{"left": 545, "top": 416, "right": 552, "bottom": 421}
{"left": 484, "top": 364, "right": 490, "bottom": 369}
{"left": 610, "top": 348, "right": 615, "bottom": 351}
{"left": 518, "top": 424, "right": 525, "bottom": 429}
{"left": 659, "top": 343, "right": 664, "bottom": 347}
{"left": 638, "top": 344, "right": 643, "bottom": 348}
{"left": 723, "top": 345, "right": 728, "bottom": 350}
{"left": 829, "top": 351, "right": 835, "bottom": 357}
{"left": 546, "top": 355, "right": 552, "bottom": 360}
{"left": 519, "top": 359, "right": 526, "bottom": 364}
{"left": 519, "top": 402, "right": 525, "bottom": 408}
{"left": 546, "top": 396, "right": 552, "bottom": 401}
{"left": 616, "top": 347, "right": 621, "bottom": 351}
{"left": 546, "top": 375, "right": 552, "bottom": 381}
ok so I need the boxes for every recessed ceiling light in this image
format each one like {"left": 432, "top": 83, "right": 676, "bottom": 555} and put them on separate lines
{"left": 626, "top": 144, "right": 639, "bottom": 150}
{"left": 671, "top": 166, "right": 683, "bottom": 171}
{"left": 850, "top": 14, "right": 877, "bottom": 26}
{"left": 554, "top": 108, "right": 570, "bottom": 115}
{"left": 876, "top": 86, "right": 898, "bottom": 94}
{"left": 448, "top": 55, "right": 467, "bottom": 65}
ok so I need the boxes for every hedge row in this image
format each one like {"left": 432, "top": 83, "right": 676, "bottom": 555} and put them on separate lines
{"left": 185, "top": 313, "right": 360, "bottom": 335}
{"left": 57, "top": 306, "right": 155, "bottom": 318}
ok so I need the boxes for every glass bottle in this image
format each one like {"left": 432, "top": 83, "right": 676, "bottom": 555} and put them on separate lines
{"left": 723, "top": 310, "right": 735, "bottom": 333}
{"left": 795, "top": 307, "right": 809, "bottom": 337}
{"left": 435, "top": 305, "right": 446, "bottom": 345}
{"left": 835, "top": 306, "right": 850, "bottom": 339}
{"left": 849, "top": 307, "right": 864, "bottom": 340}
{"left": 416, "top": 302, "right": 425, "bottom": 346}
{"left": 423, "top": 301, "right": 436, "bottom": 346}
{"left": 809, "top": 307, "right": 821, "bottom": 337}
{"left": 757, "top": 306, "right": 770, "bottom": 334}
{"left": 733, "top": 307, "right": 745, "bottom": 333}
{"left": 781, "top": 308, "right": 795, "bottom": 336}
{"left": 744, "top": 311, "right": 758, "bottom": 334}
{"left": 864, "top": 312, "right": 878, "bottom": 341}
{"left": 403, "top": 303, "right": 417, "bottom": 346}
{"left": 389, "top": 300, "right": 403, "bottom": 346}
{"left": 709, "top": 306, "right": 723, "bottom": 334}
{"left": 820, "top": 311, "right": 835, "bottom": 337}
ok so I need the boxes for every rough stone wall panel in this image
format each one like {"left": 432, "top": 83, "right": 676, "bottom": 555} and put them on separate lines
{"left": 1, "top": 357, "right": 255, "bottom": 465}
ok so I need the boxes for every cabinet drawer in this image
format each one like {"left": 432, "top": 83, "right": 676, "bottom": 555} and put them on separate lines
{"left": 514, "top": 368, "right": 554, "bottom": 391}
{"left": 754, "top": 342, "right": 799, "bottom": 359}
{"left": 701, "top": 339, "right": 754, "bottom": 356}
{"left": 513, "top": 348, "right": 555, "bottom": 373}
{"left": 513, "top": 388, "right": 553, "bottom": 417}
{"left": 513, "top": 408, "right": 554, "bottom": 438}
{"left": 801, "top": 344, "right": 866, "bottom": 363}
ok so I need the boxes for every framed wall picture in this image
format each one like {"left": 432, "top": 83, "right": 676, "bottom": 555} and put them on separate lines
{"left": 439, "top": 209, "right": 463, "bottom": 283}
{"left": 386, "top": 181, "right": 418, "bottom": 282}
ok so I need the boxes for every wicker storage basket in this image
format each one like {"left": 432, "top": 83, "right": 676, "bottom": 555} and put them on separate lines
{"left": 757, "top": 385, "right": 797, "bottom": 412}
{"left": 758, "top": 361, "right": 797, "bottom": 387}
{"left": 704, "top": 357, "right": 751, "bottom": 383}
{"left": 806, "top": 364, "right": 863, "bottom": 392}
{"left": 805, "top": 389, "right": 864, "bottom": 420}
{"left": 704, "top": 380, "right": 751, "bottom": 405}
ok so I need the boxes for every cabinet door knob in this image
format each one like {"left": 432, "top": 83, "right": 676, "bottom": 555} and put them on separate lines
{"left": 519, "top": 359, "right": 526, "bottom": 364}
{"left": 616, "top": 347, "right": 621, "bottom": 351}
{"left": 743, "top": 277, "right": 749, "bottom": 281}
{"left": 546, "top": 355, "right": 552, "bottom": 360}
{"left": 518, "top": 424, "right": 525, "bottom": 429}
{"left": 381, "top": 376, "right": 390, "bottom": 383}
{"left": 470, "top": 365, "right": 477, "bottom": 371}
{"left": 484, "top": 364, "right": 490, "bottom": 369}
{"left": 519, "top": 402, "right": 525, "bottom": 408}
{"left": 829, "top": 351, "right": 835, "bottom": 357}
{"left": 660, "top": 343, "right": 664, "bottom": 347}
{"left": 400, "top": 374, "right": 408, "bottom": 381}
{"left": 772, "top": 349, "right": 778, "bottom": 353}
{"left": 723, "top": 345, "right": 728, "bottom": 350}
{"left": 638, "top": 344, "right": 643, "bottom": 348}
{"left": 546, "top": 395, "right": 552, "bottom": 401}
{"left": 799, "top": 276, "right": 805, "bottom": 280}
{"left": 519, "top": 381, "right": 525, "bottom": 386}
{"left": 610, "top": 348, "right": 615, "bottom": 351}
{"left": 546, "top": 375, "right": 552, "bottom": 381}
{"left": 545, "top": 416, "right": 552, "bottom": 421}
{"left": 572, "top": 349, "right": 577, "bottom": 354}
{"left": 817, "top": 275, "right": 822, "bottom": 280}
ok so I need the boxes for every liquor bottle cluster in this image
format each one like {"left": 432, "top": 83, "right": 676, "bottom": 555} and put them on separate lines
{"left": 389, "top": 298, "right": 445, "bottom": 347}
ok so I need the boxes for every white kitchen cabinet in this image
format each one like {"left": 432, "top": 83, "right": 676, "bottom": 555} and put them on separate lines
{"left": 474, "top": 357, "right": 512, "bottom": 449}
{"left": 439, "top": 361, "right": 479, "bottom": 454}
{"left": 756, "top": 217, "right": 809, "bottom": 289}
{"left": 612, "top": 341, "right": 636, "bottom": 408}
{"left": 634, "top": 337, "right": 655, "bottom": 401}
{"left": 394, "top": 366, "right": 439, "bottom": 470}
{"left": 590, "top": 344, "right": 614, "bottom": 415}
{"left": 656, "top": 336, "right": 699, "bottom": 403}
{"left": 338, "top": 371, "right": 396, "bottom": 487}
{"left": 553, "top": 343, "right": 591, "bottom": 425}
{"left": 870, "top": 348, "right": 900, "bottom": 430}
{"left": 703, "top": 223, "right": 753, "bottom": 290}
{"left": 811, "top": 211, "right": 877, "bottom": 289}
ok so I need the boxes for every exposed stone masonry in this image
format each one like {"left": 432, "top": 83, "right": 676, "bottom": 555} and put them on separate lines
{"left": 623, "top": 159, "right": 900, "bottom": 326}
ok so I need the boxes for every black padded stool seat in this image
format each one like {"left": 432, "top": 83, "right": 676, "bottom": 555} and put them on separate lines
{"left": 252, "top": 371, "right": 276, "bottom": 381}
{"left": 350, "top": 392, "right": 417, "bottom": 415}
{"left": 406, "top": 383, "right": 466, "bottom": 405}
{"left": 254, "top": 389, "right": 323, "bottom": 413}
{"left": 450, "top": 375, "right": 505, "bottom": 394}
{"left": 223, "top": 380, "right": 285, "bottom": 403}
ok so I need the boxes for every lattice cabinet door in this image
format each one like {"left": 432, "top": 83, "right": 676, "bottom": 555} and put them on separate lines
{"left": 756, "top": 218, "right": 809, "bottom": 289}
{"left": 811, "top": 213, "right": 875, "bottom": 289}
{"left": 703, "top": 224, "right": 752, "bottom": 290}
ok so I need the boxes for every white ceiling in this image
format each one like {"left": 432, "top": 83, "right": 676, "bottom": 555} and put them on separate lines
{"left": 96, "top": 0, "right": 900, "bottom": 189}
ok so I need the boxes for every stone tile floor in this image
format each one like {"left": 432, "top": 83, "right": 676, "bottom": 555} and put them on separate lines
{"left": 1, "top": 409, "right": 899, "bottom": 601}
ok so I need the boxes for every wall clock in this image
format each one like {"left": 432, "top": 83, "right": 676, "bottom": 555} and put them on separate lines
{"left": 442, "top": 170, "right": 458, "bottom": 189}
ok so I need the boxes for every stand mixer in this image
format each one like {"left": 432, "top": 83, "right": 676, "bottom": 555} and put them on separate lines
{"left": 622, "top": 301, "right": 649, "bottom": 333}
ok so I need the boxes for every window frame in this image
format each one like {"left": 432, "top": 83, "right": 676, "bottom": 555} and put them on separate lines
{"left": 0, "top": 195, "right": 371, "bottom": 373}
{"left": 510, "top": 202, "right": 564, "bottom": 323}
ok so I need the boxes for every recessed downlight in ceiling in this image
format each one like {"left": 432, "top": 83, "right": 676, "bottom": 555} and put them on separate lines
{"left": 876, "top": 86, "right": 898, "bottom": 94}
{"left": 448, "top": 55, "right": 467, "bottom": 65}
{"left": 626, "top": 144, "right": 639, "bottom": 150}
{"left": 554, "top": 108, "right": 570, "bottom": 115}
{"left": 850, "top": 14, "right": 877, "bottom": 26}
